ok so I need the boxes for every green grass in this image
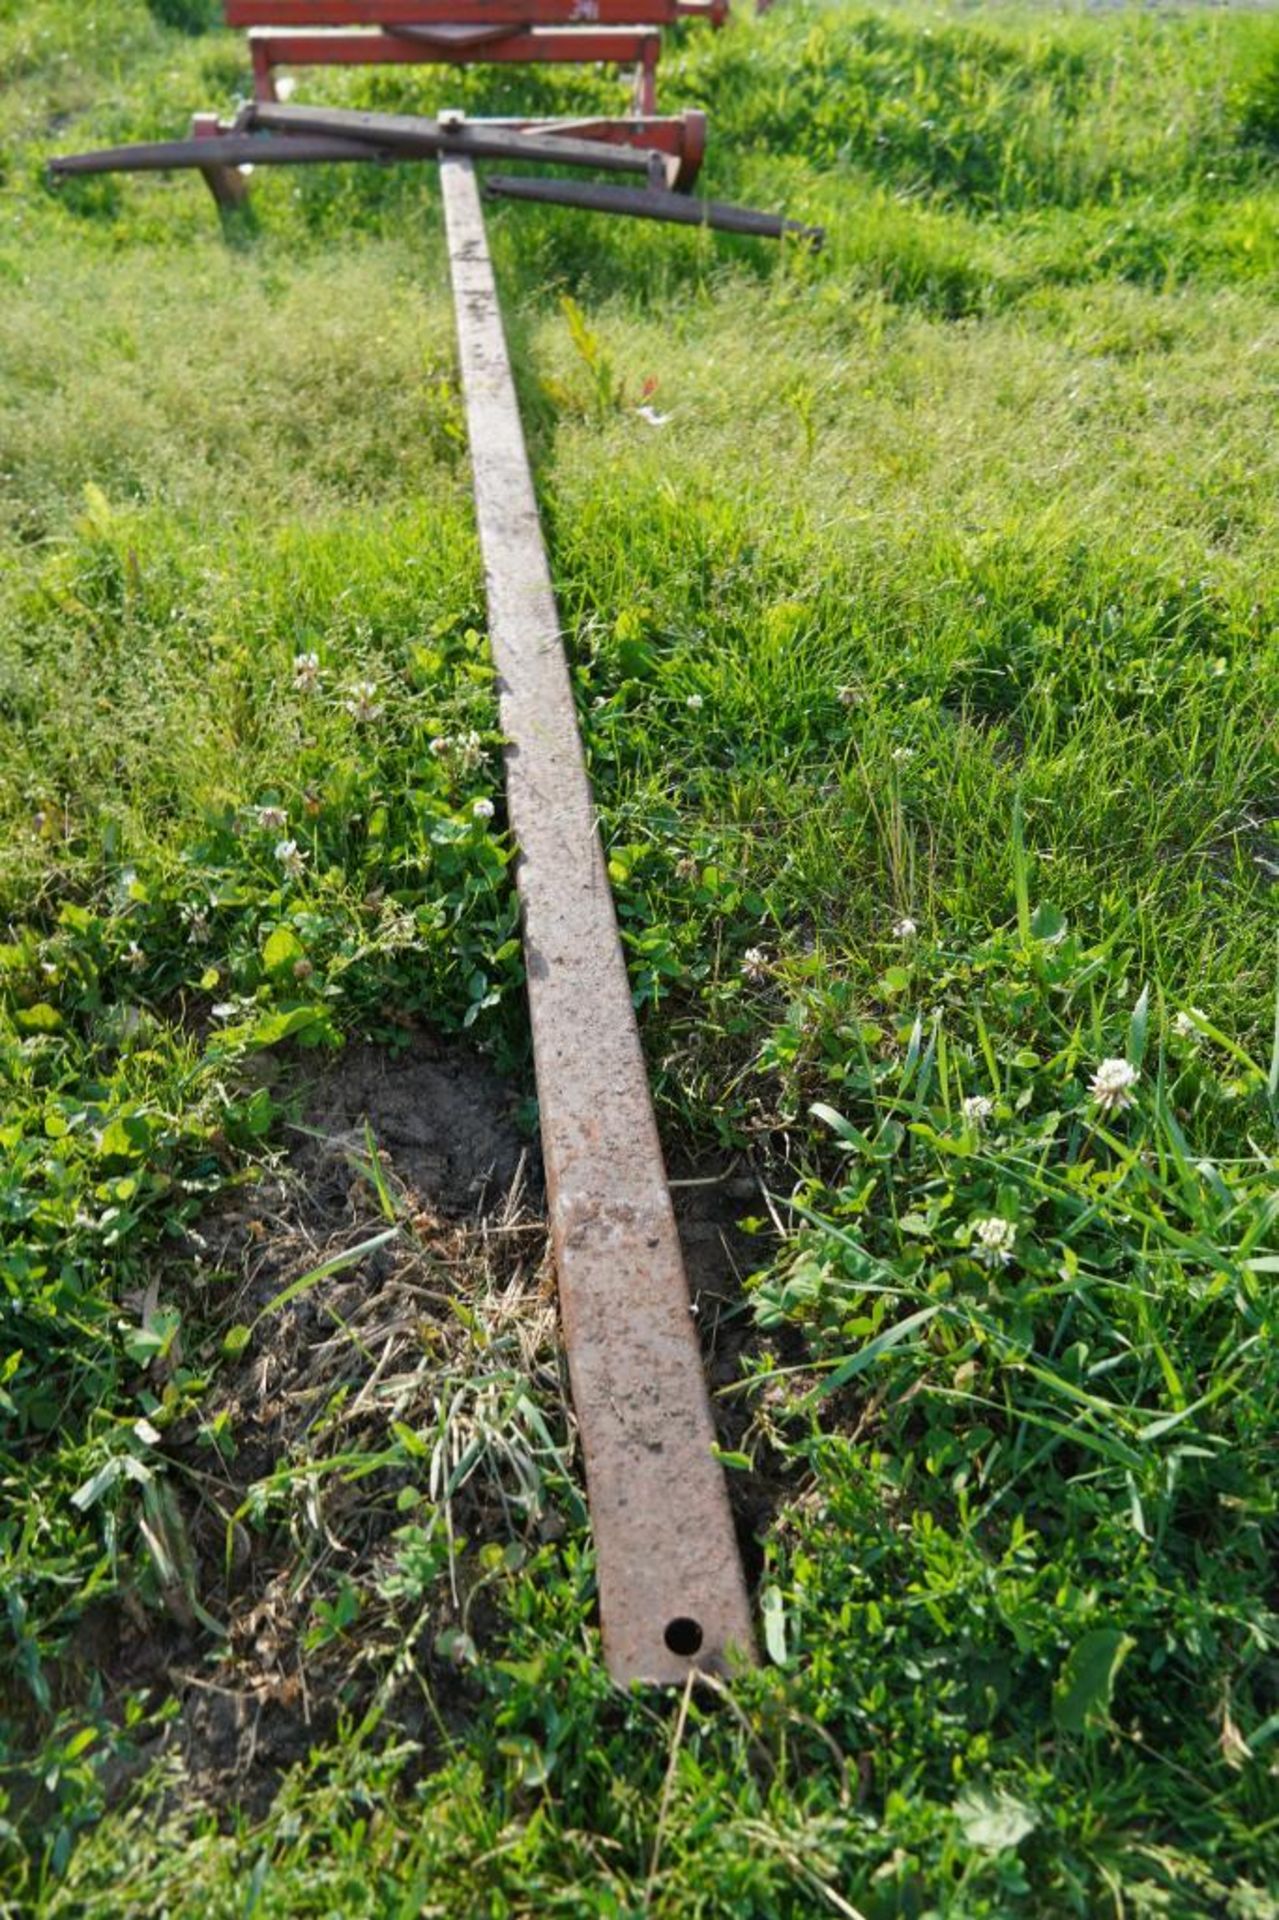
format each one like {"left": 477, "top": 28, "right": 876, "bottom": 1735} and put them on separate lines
{"left": 2, "top": 1, "right": 1278, "bottom": 1913}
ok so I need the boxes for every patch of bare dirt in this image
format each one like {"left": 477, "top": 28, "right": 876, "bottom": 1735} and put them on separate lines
{"left": 83, "top": 1034, "right": 550, "bottom": 1816}
{"left": 287, "top": 1036, "right": 529, "bottom": 1219}
{"left": 82, "top": 1037, "right": 784, "bottom": 1821}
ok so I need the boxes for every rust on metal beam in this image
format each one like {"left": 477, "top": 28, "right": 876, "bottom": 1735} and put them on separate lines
{"left": 244, "top": 101, "right": 673, "bottom": 179}
{"left": 439, "top": 153, "right": 755, "bottom": 1686}
{"left": 47, "top": 133, "right": 401, "bottom": 178}
{"left": 484, "top": 173, "right": 825, "bottom": 244}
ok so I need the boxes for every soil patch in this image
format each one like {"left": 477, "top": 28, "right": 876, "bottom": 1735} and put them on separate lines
{"left": 83, "top": 1033, "right": 547, "bottom": 1817}
{"left": 287, "top": 1036, "right": 529, "bottom": 1221}
{"left": 83, "top": 1036, "right": 784, "bottom": 1821}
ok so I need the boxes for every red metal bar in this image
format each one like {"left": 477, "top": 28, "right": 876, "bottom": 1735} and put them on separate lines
{"left": 251, "top": 33, "right": 279, "bottom": 98}
{"left": 248, "top": 25, "right": 662, "bottom": 68}
{"left": 228, "top": 0, "right": 728, "bottom": 27}
{"left": 247, "top": 25, "right": 668, "bottom": 112}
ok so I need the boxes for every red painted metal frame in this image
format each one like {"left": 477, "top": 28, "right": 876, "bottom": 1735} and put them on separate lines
{"left": 228, "top": 0, "right": 726, "bottom": 23}
{"left": 249, "top": 26, "right": 663, "bottom": 111}
{"left": 228, "top": 0, "right": 725, "bottom": 118}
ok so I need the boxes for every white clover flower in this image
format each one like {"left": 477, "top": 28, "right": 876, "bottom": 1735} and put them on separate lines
{"left": 962, "top": 1094, "right": 993, "bottom": 1128}
{"left": 429, "top": 735, "right": 450, "bottom": 758}
{"left": 835, "top": 684, "right": 861, "bottom": 707}
{"left": 740, "top": 947, "right": 769, "bottom": 984}
{"left": 274, "top": 839, "right": 306, "bottom": 879}
{"left": 472, "top": 797, "right": 495, "bottom": 822}
{"left": 377, "top": 903, "right": 417, "bottom": 949}
{"left": 972, "top": 1216, "right": 1016, "bottom": 1267}
{"left": 686, "top": 693, "right": 704, "bottom": 712}
{"left": 893, "top": 916, "right": 918, "bottom": 940}
{"left": 1173, "top": 1009, "right": 1205, "bottom": 1042}
{"left": 458, "top": 730, "right": 484, "bottom": 773}
{"left": 1090, "top": 1057, "right": 1139, "bottom": 1112}
{"left": 256, "top": 805, "right": 288, "bottom": 832}
{"left": 181, "top": 904, "right": 210, "bottom": 946}
{"left": 293, "top": 651, "right": 321, "bottom": 691}
{"left": 344, "top": 680, "right": 381, "bottom": 724}
{"left": 125, "top": 941, "right": 146, "bottom": 972}
{"left": 675, "top": 855, "right": 699, "bottom": 883}
{"left": 891, "top": 746, "right": 914, "bottom": 765}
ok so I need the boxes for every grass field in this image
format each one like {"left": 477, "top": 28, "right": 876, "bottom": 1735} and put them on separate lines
{"left": 2, "top": 1, "right": 1278, "bottom": 1913}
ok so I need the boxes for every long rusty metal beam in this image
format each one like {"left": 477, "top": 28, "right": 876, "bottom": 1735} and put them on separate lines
{"left": 48, "top": 126, "right": 671, "bottom": 190}
{"left": 485, "top": 172, "right": 825, "bottom": 244}
{"left": 48, "top": 133, "right": 398, "bottom": 178}
{"left": 439, "top": 153, "right": 755, "bottom": 1684}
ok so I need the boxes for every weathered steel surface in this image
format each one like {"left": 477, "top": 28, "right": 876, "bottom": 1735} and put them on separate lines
{"left": 48, "top": 112, "right": 715, "bottom": 196}
{"left": 48, "top": 121, "right": 680, "bottom": 189}
{"left": 484, "top": 172, "right": 825, "bottom": 243}
{"left": 48, "top": 133, "right": 396, "bottom": 178}
{"left": 245, "top": 101, "right": 675, "bottom": 179}
{"left": 440, "top": 153, "right": 755, "bottom": 1685}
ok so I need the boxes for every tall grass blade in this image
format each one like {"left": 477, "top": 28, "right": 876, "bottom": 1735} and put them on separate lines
{"left": 1012, "top": 790, "right": 1032, "bottom": 947}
